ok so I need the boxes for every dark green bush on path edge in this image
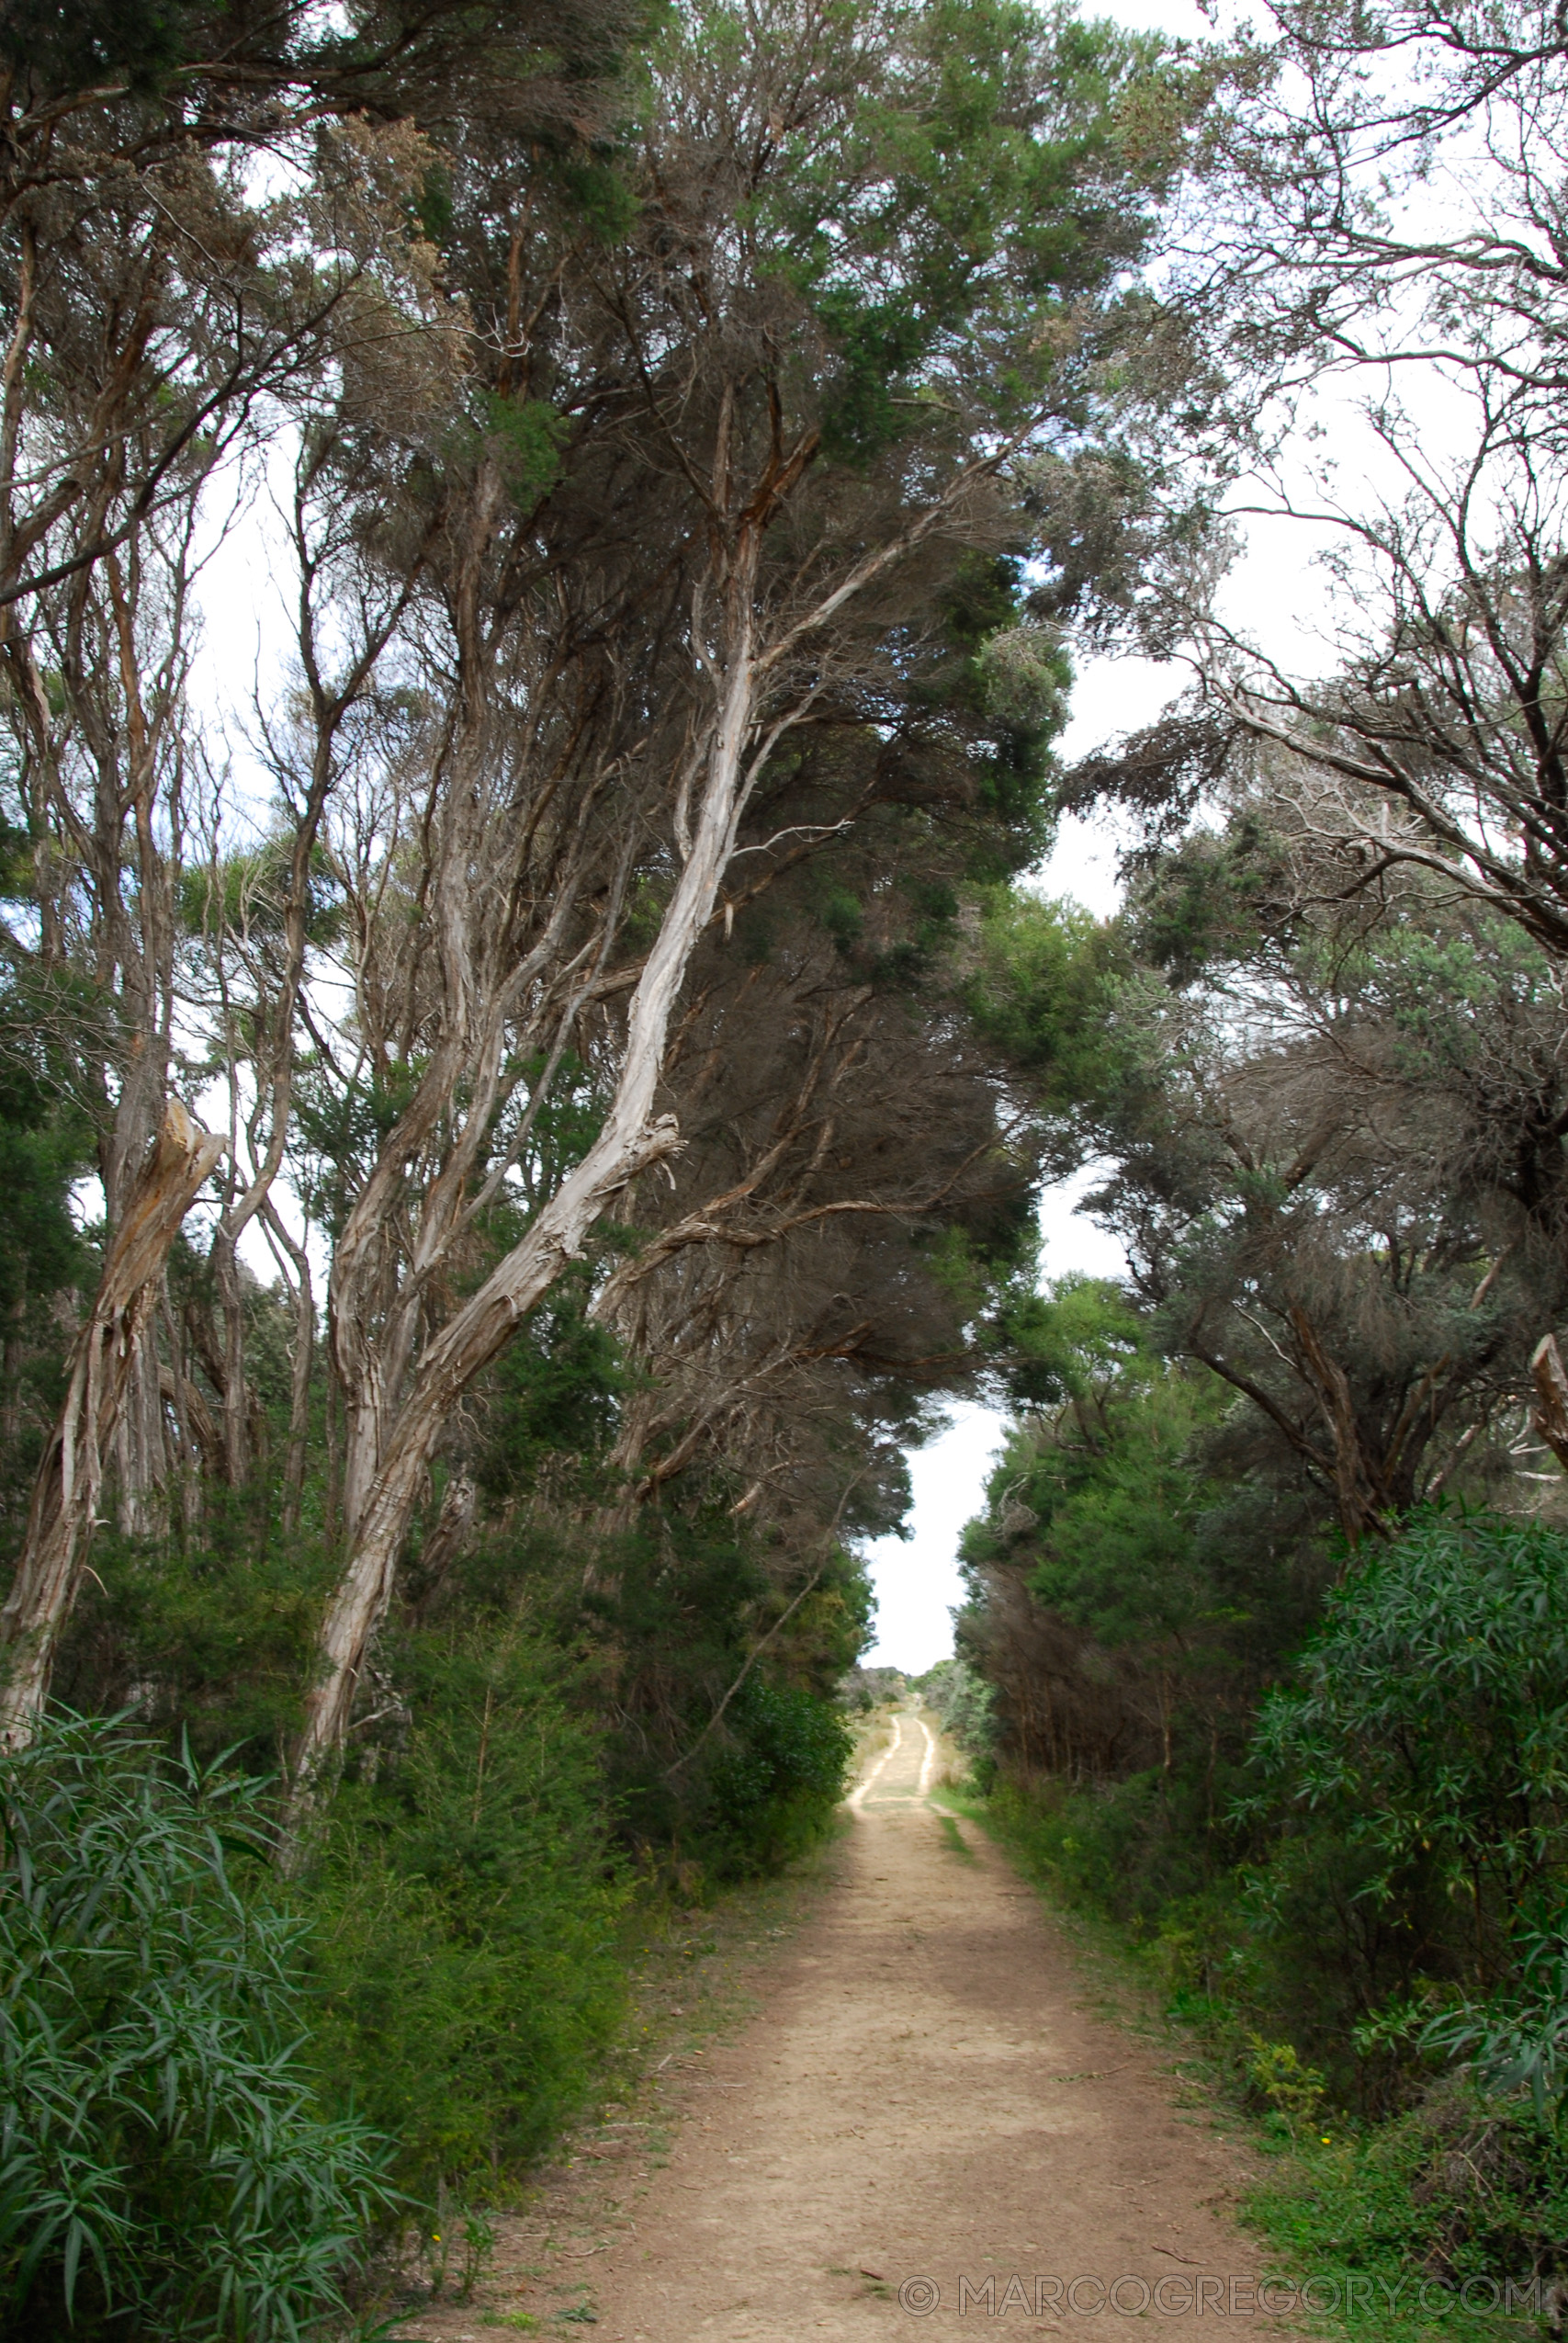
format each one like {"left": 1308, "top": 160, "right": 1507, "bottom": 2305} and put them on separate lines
{"left": 298, "top": 1629, "right": 629, "bottom": 2202}
{"left": 0, "top": 1714, "right": 396, "bottom": 2342}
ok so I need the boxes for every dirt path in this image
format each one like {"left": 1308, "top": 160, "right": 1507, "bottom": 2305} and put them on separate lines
{"left": 396, "top": 1711, "right": 1282, "bottom": 2340}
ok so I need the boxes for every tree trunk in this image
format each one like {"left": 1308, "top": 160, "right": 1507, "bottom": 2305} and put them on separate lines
{"left": 1289, "top": 1304, "right": 1388, "bottom": 1545}
{"left": 285, "top": 635, "right": 760, "bottom": 1824}
{"left": 277, "top": 1228, "right": 316, "bottom": 1537}
{"left": 209, "top": 1224, "right": 251, "bottom": 1488}
{"left": 0, "top": 1101, "right": 225, "bottom": 1748}
{"left": 1532, "top": 1332, "right": 1568, "bottom": 1472}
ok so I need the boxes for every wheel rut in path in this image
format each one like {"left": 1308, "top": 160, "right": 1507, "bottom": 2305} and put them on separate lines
{"left": 588, "top": 1711, "right": 1280, "bottom": 2340}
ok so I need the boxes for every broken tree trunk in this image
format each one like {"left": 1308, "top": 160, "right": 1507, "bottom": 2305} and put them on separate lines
{"left": 0, "top": 1099, "right": 226, "bottom": 1748}
{"left": 1532, "top": 1332, "right": 1568, "bottom": 1471}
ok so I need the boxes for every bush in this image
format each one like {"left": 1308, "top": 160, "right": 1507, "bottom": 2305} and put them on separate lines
{"left": 705, "top": 1680, "right": 853, "bottom": 1871}
{"left": 0, "top": 1713, "right": 393, "bottom": 2341}
{"left": 1247, "top": 2083, "right": 1568, "bottom": 2335}
{"left": 1253, "top": 1505, "right": 1568, "bottom": 1927}
{"left": 919, "top": 1657, "right": 997, "bottom": 1771}
{"left": 301, "top": 1629, "right": 627, "bottom": 2200}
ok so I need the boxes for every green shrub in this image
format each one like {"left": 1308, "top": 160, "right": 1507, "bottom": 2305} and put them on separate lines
{"left": 1252, "top": 1506, "right": 1568, "bottom": 2099}
{"left": 51, "top": 1501, "right": 335, "bottom": 1772}
{"left": 301, "top": 1629, "right": 627, "bottom": 2199}
{"left": 1247, "top": 2085, "right": 1568, "bottom": 2335}
{"left": 0, "top": 1713, "right": 393, "bottom": 2341}
{"left": 706, "top": 1680, "right": 853, "bottom": 1871}
{"left": 1252, "top": 1505, "right": 1568, "bottom": 1926}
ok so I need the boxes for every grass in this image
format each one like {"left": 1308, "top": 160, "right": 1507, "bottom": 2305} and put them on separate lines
{"left": 936, "top": 1810, "right": 978, "bottom": 1862}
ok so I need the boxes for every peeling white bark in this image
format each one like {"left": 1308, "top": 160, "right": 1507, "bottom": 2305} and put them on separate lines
{"left": 0, "top": 1101, "right": 226, "bottom": 1748}
{"left": 287, "top": 631, "right": 760, "bottom": 1814}
{"left": 284, "top": 437, "right": 1013, "bottom": 1829}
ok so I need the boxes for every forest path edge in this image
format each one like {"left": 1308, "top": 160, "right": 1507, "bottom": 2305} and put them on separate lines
{"left": 385, "top": 1710, "right": 1286, "bottom": 2341}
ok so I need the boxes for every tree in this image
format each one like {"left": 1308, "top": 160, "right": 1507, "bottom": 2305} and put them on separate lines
{"left": 958, "top": 1277, "right": 1247, "bottom": 1782}
{"left": 1111, "top": 833, "right": 1568, "bottom": 1541}
{"left": 1075, "top": 0, "right": 1568, "bottom": 967}
{"left": 276, "top": 0, "right": 1204, "bottom": 1802}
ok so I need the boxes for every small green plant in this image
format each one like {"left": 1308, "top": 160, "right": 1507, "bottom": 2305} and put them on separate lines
{"left": 458, "top": 2204, "right": 498, "bottom": 2299}
{"left": 302, "top": 1631, "right": 627, "bottom": 2198}
{"left": 424, "top": 2185, "right": 495, "bottom": 2301}
{"left": 1247, "top": 2036, "right": 1326, "bottom": 2135}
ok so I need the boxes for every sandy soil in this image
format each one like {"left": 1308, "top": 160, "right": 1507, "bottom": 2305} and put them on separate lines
{"left": 395, "top": 1711, "right": 1283, "bottom": 2340}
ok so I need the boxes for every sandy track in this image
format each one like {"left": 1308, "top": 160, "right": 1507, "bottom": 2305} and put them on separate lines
{"left": 582, "top": 1713, "right": 1278, "bottom": 2340}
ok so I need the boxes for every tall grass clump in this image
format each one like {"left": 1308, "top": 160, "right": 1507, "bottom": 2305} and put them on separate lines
{"left": 0, "top": 1712, "right": 394, "bottom": 2341}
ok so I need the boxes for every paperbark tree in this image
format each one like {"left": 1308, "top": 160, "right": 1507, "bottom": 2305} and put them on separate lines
{"left": 1055, "top": 816, "right": 1568, "bottom": 1544}
{"left": 0, "top": 1099, "right": 223, "bottom": 1745}
{"left": 0, "top": 55, "right": 482, "bottom": 1714}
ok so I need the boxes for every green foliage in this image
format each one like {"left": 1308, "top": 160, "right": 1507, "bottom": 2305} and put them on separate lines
{"left": 754, "top": 0, "right": 1180, "bottom": 459}
{"left": 963, "top": 891, "right": 1124, "bottom": 1113}
{"left": 480, "top": 393, "right": 572, "bottom": 500}
{"left": 1246, "top": 1508, "right": 1568, "bottom": 2136}
{"left": 1127, "top": 817, "right": 1290, "bottom": 987}
{"left": 1245, "top": 2093, "right": 1568, "bottom": 2343}
{"left": 0, "top": 1714, "right": 395, "bottom": 2342}
{"left": 981, "top": 1769, "right": 1232, "bottom": 1938}
{"left": 52, "top": 1500, "right": 339, "bottom": 1772}
{"left": 0, "top": 1122, "right": 85, "bottom": 1324}
{"left": 921, "top": 555, "right": 1069, "bottom": 871}
{"left": 552, "top": 157, "right": 639, "bottom": 244}
{"left": 705, "top": 1679, "right": 854, "bottom": 1871}
{"left": 1424, "top": 1925, "right": 1568, "bottom": 2121}
{"left": 974, "top": 1771, "right": 1568, "bottom": 2336}
{"left": 0, "top": 0, "right": 197, "bottom": 97}
{"left": 994, "top": 1269, "right": 1145, "bottom": 1408}
{"left": 1247, "top": 2035, "right": 1325, "bottom": 2133}
{"left": 963, "top": 1281, "right": 1283, "bottom": 1782}
{"left": 1021, "top": 1369, "right": 1229, "bottom": 1649}
{"left": 301, "top": 1630, "right": 627, "bottom": 2198}
{"left": 175, "top": 839, "right": 345, "bottom": 956}
{"left": 0, "top": 979, "right": 94, "bottom": 1323}
{"left": 920, "top": 1655, "right": 997, "bottom": 1766}
{"left": 1253, "top": 1508, "right": 1568, "bottom": 1921}
{"left": 471, "top": 1271, "right": 627, "bottom": 1508}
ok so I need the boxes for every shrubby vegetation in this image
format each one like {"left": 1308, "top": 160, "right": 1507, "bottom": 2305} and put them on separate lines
{"left": 944, "top": 3, "right": 1568, "bottom": 2275}
{"left": 950, "top": 854, "right": 1568, "bottom": 2298}
{"left": 0, "top": 1718, "right": 396, "bottom": 2340}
